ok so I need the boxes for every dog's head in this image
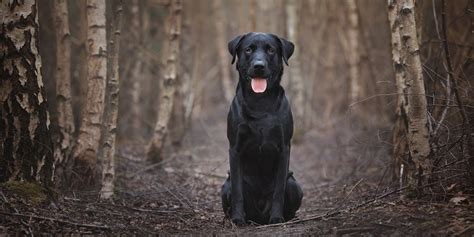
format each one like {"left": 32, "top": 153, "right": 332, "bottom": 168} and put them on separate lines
{"left": 228, "top": 32, "right": 294, "bottom": 94}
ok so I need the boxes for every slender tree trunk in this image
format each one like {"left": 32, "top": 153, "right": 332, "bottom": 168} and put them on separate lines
{"left": 285, "top": 0, "right": 304, "bottom": 137}
{"left": 399, "top": 0, "right": 432, "bottom": 185}
{"left": 322, "top": 1, "right": 337, "bottom": 123}
{"left": 73, "top": 0, "right": 88, "bottom": 131}
{"left": 388, "top": 0, "right": 431, "bottom": 192}
{"left": 169, "top": 0, "right": 198, "bottom": 146}
{"left": 0, "top": 0, "right": 54, "bottom": 185}
{"left": 147, "top": 0, "right": 182, "bottom": 161}
{"left": 188, "top": 3, "right": 204, "bottom": 118}
{"left": 72, "top": 0, "right": 107, "bottom": 185}
{"left": 388, "top": 0, "right": 407, "bottom": 182}
{"left": 129, "top": 0, "right": 143, "bottom": 137}
{"left": 344, "top": 0, "right": 361, "bottom": 105}
{"left": 100, "top": 1, "right": 123, "bottom": 199}
{"left": 307, "top": 0, "right": 328, "bottom": 127}
{"left": 213, "top": 0, "right": 234, "bottom": 103}
{"left": 184, "top": 2, "right": 203, "bottom": 124}
{"left": 53, "top": 0, "right": 74, "bottom": 184}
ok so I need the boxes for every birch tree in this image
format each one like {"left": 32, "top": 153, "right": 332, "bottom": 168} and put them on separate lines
{"left": 0, "top": 0, "right": 54, "bottom": 185}
{"left": 72, "top": 0, "right": 107, "bottom": 184}
{"left": 53, "top": 0, "right": 74, "bottom": 183}
{"left": 147, "top": 0, "right": 182, "bottom": 161}
{"left": 343, "top": 0, "right": 361, "bottom": 105}
{"left": 388, "top": 0, "right": 431, "bottom": 191}
{"left": 100, "top": 1, "right": 123, "bottom": 199}
{"left": 389, "top": 0, "right": 408, "bottom": 183}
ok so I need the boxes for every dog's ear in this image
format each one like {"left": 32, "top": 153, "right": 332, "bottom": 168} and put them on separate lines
{"left": 228, "top": 34, "right": 247, "bottom": 64}
{"left": 279, "top": 37, "right": 294, "bottom": 66}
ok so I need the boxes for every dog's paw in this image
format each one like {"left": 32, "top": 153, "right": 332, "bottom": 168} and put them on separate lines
{"left": 231, "top": 217, "right": 246, "bottom": 226}
{"left": 269, "top": 216, "right": 285, "bottom": 224}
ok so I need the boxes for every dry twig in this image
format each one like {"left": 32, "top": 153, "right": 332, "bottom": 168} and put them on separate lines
{"left": 0, "top": 211, "right": 110, "bottom": 230}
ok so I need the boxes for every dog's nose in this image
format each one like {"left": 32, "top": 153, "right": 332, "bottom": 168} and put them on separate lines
{"left": 253, "top": 60, "right": 265, "bottom": 70}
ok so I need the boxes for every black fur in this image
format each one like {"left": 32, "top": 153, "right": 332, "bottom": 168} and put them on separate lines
{"left": 221, "top": 32, "right": 303, "bottom": 225}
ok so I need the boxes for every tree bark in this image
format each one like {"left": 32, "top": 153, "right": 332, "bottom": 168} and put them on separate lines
{"left": 100, "top": 1, "right": 123, "bottom": 199}
{"left": 53, "top": 0, "right": 74, "bottom": 184}
{"left": 213, "top": 0, "right": 234, "bottom": 103}
{"left": 0, "top": 0, "right": 54, "bottom": 185}
{"left": 147, "top": 0, "right": 182, "bottom": 161}
{"left": 285, "top": 0, "right": 304, "bottom": 137}
{"left": 71, "top": 0, "right": 88, "bottom": 133}
{"left": 72, "top": 0, "right": 107, "bottom": 185}
{"left": 388, "top": 0, "right": 431, "bottom": 191}
{"left": 388, "top": 0, "right": 408, "bottom": 182}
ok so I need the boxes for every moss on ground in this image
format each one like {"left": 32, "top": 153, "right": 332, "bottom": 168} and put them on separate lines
{"left": 1, "top": 181, "right": 48, "bottom": 204}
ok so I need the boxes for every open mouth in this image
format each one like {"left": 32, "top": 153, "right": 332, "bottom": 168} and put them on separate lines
{"left": 250, "top": 77, "right": 267, "bottom": 93}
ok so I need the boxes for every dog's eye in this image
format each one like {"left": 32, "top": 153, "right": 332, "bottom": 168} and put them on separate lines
{"left": 245, "top": 47, "right": 252, "bottom": 54}
{"left": 267, "top": 48, "right": 275, "bottom": 55}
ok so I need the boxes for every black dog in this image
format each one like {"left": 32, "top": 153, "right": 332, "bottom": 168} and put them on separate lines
{"left": 221, "top": 32, "right": 303, "bottom": 225}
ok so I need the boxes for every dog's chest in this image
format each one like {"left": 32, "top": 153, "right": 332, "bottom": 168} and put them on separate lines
{"left": 242, "top": 116, "right": 284, "bottom": 156}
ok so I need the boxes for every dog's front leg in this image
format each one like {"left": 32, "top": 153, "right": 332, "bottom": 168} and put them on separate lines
{"left": 270, "top": 126, "right": 289, "bottom": 224}
{"left": 229, "top": 124, "right": 248, "bottom": 226}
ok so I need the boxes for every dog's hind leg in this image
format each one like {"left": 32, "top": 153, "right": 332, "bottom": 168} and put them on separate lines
{"left": 283, "top": 173, "right": 303, "bottom": 221}
{"left": 221, "top": 176, "right": 232, "bottom": 217}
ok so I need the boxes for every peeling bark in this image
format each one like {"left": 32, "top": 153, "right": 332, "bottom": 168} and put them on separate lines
{"left": 0, "top": 0, "right": 54, "bottom": 185}
{"left": 388, "top": 0, "right": 431, "bottom": 191}
{"left": 388, "top": 0, "right": 408, "bottom": 182}
{"left": 72, "top": 0, "right": 107, "bottom": 185}
{"left": 100, "top": 2, "right": 123, "bottom": 199}
{"left": 147, "top": 0, "right": 182, "bottom": 161}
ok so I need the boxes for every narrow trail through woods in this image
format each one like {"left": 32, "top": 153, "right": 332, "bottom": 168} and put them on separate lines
{"left": 114, "top": 108, "right": 472, "bottom": 235}
{"left": 115, "top": 108, "right": 406, "bottom": 235}
{"left": 2, "top": 108, "right": 472, "bottom": 235}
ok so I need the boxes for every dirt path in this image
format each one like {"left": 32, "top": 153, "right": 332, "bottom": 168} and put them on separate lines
{"left": 1, "top": 110, "right": 473, "bottom": 235}
{"left": 113, "top": 109, "right": 473, "bottom": 236}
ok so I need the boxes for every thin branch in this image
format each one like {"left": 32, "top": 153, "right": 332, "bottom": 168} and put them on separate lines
{"left": 0, "top": 211, "right": 110, "bottom": 230}
{"left": 256, "top": 173, "right": 464, "bottom": 229}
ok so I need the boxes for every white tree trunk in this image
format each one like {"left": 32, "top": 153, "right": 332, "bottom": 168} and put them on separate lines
{"left": 388, "top": 0, "right": 408, "bottom": 181}
{"left": 73, "top": 0, "right": 107, "bottom": 184}
{"left": 147, "top": 0, "right": 182, "bottom": 161}
{"left": 100, "top": 2, "right": 123, "bottom": 199}
{"left": 399, "top": 0, "right": 431, "bottom": 175}
{"left": 388, "top": 0, "right": 431, "bottom": 189}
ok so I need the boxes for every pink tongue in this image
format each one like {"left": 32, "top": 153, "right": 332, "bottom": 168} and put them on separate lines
{"left": 251, "top": 78, "right": 267, "bottom": 93}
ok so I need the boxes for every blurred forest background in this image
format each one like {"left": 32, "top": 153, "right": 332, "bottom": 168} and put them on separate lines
{"left": 1, "top": 0, "right": 473, "bottom": 235}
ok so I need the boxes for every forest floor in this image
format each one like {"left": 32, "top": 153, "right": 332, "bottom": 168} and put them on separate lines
{"left": 1, "top": 106, "right": 473, "bottom": 236}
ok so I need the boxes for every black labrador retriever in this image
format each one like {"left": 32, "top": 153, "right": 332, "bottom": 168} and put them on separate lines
{"left": 221, "top": 32, "right": 303, "bottom": 225}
